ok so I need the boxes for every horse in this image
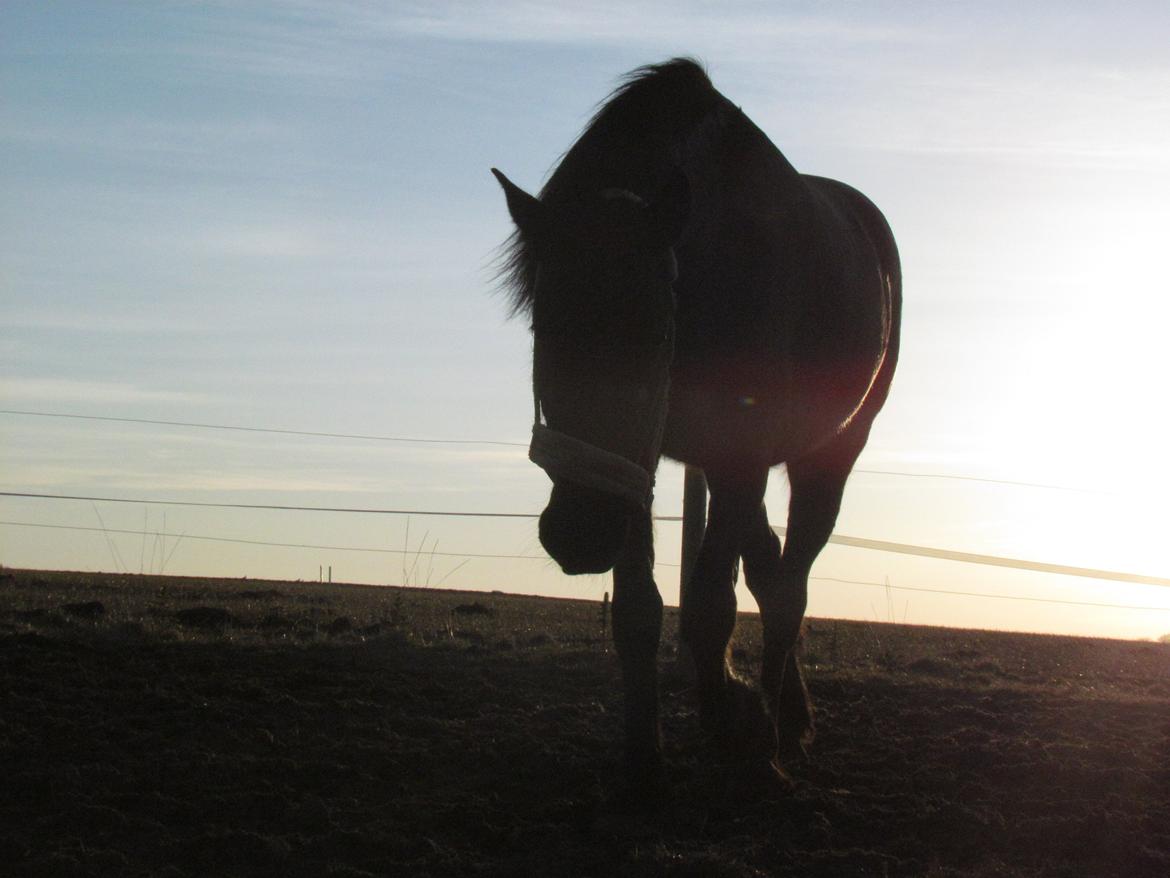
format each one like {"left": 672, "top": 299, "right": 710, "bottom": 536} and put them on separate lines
{"left": 492, "top": 58, "right": 901, "bottom": 789}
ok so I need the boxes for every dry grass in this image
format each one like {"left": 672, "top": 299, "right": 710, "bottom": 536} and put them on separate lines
{"left": 3, "top": 568, "right": 1169, "bottom": 876}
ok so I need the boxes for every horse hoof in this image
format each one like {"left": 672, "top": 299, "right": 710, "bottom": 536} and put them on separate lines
{"left": 718, "top": 755, "right": 795, "bottom": 802}
{"left": 621, "top": 750, "right": 666, "bottom": 803}
{"left": 776, "top": 714, "right": 815, "bottom": 771}
{"left": 702, "top": 675, "right": 779, "bottom": 762}
{"left": 776, "top": 737, "right": 810, "bottom": 772}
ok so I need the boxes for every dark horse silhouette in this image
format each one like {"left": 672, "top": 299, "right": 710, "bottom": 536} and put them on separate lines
{"left": 493, "top": 59, "right": 901, "bottom": 787}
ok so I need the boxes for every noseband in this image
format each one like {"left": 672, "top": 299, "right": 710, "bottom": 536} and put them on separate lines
{"left": 529, "top": 420, "right": 654, "bottom": 507}
{"left": 526, "top": 187, "right": 676, "bottom": 509}
{"left": 527, "top": 339, "right": 673, "bottom": 510}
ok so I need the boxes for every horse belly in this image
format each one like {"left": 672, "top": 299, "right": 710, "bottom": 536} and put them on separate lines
{"left": 662, "top": 274, "right": 888, "bottom": 469}
{"left": 661, "top": 348, "right": 875, "bottom": 470}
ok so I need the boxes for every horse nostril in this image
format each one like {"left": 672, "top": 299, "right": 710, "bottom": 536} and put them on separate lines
{"left": 537, "top": 505, "right": 575, "bottom": 566}
{"left": 538, "top": 487, "right": 632, "bottom": 575}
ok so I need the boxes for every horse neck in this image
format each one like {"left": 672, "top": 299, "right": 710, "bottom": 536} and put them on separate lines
{"left": 542, "top": 86, "right": 731, "bottom": 205}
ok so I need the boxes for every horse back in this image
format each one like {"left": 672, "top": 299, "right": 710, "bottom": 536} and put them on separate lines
{"left": 664, "top": 169, "right": 900, "bottom": 469}
{"left": 799, "top": 175, "right": 899, "bottom": 375}
{"left": 775, "top": 175, "right": 900, "bottom": 450}
{"left": 807, "top": 173, "right": 901, "bottom": 395}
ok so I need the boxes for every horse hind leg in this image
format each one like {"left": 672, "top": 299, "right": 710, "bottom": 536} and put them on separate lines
{"left": 745, "top": 428, "right": 872, "bottom": 766}
{"left": 742, "top": 502, "right": 813, "bottom": 766}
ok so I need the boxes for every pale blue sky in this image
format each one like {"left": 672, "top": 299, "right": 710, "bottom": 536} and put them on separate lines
{"left": 3, "top": 2, "right": 1169, "bottom": 639}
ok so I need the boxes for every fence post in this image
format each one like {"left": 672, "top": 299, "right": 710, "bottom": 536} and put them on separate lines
{"left": 679, "top": 465, "right": 707, "bottom": 639}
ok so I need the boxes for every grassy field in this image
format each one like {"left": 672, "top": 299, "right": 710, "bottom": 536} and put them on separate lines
{"left": 2, "top": 567, "right": 1169, "bottom": 876}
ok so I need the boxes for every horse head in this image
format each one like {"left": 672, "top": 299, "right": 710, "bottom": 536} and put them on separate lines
{"left": 493, "top": 168, "right": 689, "bottom": 573}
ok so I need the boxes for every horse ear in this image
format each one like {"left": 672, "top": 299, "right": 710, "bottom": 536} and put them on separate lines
{"left": 492, "top": 168, "right": 546, "bottom": 240}
{"left": 648, "top": 169, "right": 690, "bottom": 247}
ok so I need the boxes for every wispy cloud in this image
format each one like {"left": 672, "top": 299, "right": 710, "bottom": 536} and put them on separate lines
{"left": 195, "top": 223, "right": 334, "bottom": 259}
{"left": 0, "top": 379, "right": 212, "bottom": 406}
{"left": 1, "top": 311, "right": 215, "bottom": 335}
{"left": 122, "top": 472, "right": 386, "bottom": 494}
{"left": 846, "top": 61, "right": 1170, "bottom": 170}
{"left": 382, "top": 1, "right": 922, "bottom": 47}
{"left": 128, "top": 0, "right": 926, "bottom": 94}
{"left": 0, "top": 114, "right": 288, "bottom": 160}
{"left": 0, "top": 463, "right": 383, "bottom": 495}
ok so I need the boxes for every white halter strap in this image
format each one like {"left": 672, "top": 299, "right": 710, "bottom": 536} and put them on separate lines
{"left": 528, "top": 422, "right": 654, "bottom": 507}
{"left": 527, "top": 321, "right": 673, "bottom": 510}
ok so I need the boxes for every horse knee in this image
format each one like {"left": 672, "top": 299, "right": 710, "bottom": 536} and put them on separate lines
{"left": 743, "top": 526, "right": 782, "bottom": 581}
{"left": 680, "top": 586, "right": 735, "bottom": 657}
{"left": 612, "top": 589, "right": 663, "bottom": 655}
{"left": 758, "top": 573, "right": 808, "bottom": 700}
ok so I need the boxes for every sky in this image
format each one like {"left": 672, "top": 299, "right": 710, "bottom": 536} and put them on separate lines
{"left": 2, "top": 1, "right": 1169, "bottom": 640}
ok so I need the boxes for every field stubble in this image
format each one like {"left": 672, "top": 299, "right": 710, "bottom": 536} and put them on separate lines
{"left": 2, "top": 568, "right": 1168, "bottom": 877}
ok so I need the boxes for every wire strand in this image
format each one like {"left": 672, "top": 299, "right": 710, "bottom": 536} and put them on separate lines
{"left": 0, "top": 409, "right": 528, "bottom": 448}
{"left": 0, "top": 408, "right": 1091, "bottom": 492}
{"left": 0, "top": 520, "right": 551, "bottom": 561}
{"left": 0, "top": 491, "right": 536, "bottom": 518}
{"left": 5, "top": 519, "right": 1168, "bottom": 612}
{"left": 4, "top": 491, "right": 1168, "bottom": 588}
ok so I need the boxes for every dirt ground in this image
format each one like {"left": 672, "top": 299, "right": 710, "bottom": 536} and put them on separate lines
{"left": 2, "top": 568, "right": 1168, "bottom": 877}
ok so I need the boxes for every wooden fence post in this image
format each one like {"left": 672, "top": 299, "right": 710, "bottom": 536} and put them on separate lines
{"left": 679, "top": 465, "right": 707, "bottom": 637}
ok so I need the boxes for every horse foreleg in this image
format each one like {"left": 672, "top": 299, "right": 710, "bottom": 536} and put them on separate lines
{"left": 680, "top": 473, "right": 776, "bottom": 760}
{"left": 611, "top": 508, "right": 664, "bottom": 790}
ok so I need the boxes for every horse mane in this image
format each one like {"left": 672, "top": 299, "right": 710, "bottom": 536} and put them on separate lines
{"left": 496, "top": 58, "right": 723, "bottom": 319}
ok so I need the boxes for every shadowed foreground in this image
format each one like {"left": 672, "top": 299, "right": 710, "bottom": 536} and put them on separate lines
{"left": 2, "top": 569, "right": 1169, "bottom": 876}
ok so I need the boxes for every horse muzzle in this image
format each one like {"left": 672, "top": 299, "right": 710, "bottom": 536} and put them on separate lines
{"left": 529, "top": 423, "right": 652, "bottom": 574}
{"left": 538, "top": 483, "right": 633, "bottom": 575}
